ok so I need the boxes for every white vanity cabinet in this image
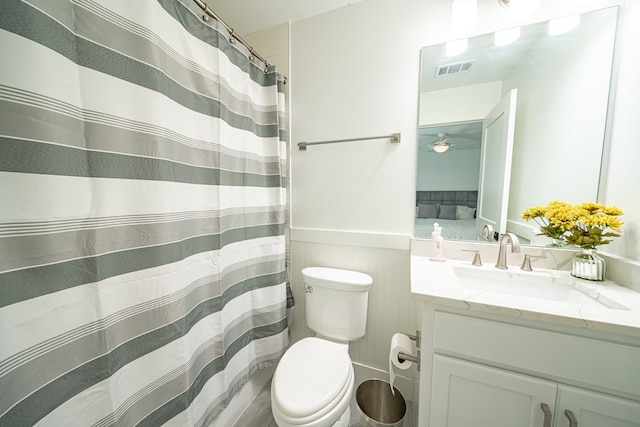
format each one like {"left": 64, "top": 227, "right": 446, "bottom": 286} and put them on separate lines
{"left": 557, "top": 385, "right": 640, "bottom": 426}
{"left": 431, "top": 355, "right": 557, "bottom": 427}
{"left": 430, "top": 355, "right": 640, "bottom": 427}
{"left": 418, "top": 304, "right": 640, "bottom": 427}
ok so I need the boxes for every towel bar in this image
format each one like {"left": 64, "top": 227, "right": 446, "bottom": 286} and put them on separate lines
{"left": 298, "top": 132, "right": 401, "bottom": 150}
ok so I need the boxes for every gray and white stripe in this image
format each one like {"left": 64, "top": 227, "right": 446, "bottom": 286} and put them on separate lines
{"left": 0, "top": 0, "right": 287, "bottom": 425}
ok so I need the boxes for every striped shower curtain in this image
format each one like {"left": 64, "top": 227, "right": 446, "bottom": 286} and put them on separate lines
{"left": 0, "top": 0, "right": 288, "bottom": 425}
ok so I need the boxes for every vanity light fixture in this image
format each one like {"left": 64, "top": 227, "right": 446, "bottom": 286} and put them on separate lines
{"left": 451, "top": 0, "right": 477, "bottom": 35}
{"left": 445, "top": 38, "right": 468, "bottom": 57}
{"left": 494, "top": 27, "right": 521, "bottom": 46}
{"left": 549, "top": 14, "right": 580, "bottom": 36}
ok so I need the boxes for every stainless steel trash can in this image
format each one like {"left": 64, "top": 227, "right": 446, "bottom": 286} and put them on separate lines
{"left": 356, "top": 379, "right": 406, "bottom": 427}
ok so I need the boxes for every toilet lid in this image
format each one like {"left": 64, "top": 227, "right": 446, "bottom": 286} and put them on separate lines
{"left": 272, "top": 337, "right": 352, "bottom": 420}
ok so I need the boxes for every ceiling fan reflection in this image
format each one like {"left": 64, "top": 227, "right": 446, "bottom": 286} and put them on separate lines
{"left": 431, "top": 133, "right": 452, "bottom": 153}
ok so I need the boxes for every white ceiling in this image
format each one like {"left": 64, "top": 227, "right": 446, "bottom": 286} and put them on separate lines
{"left": 209, "top": 0, "right": 366, "bottom": 35}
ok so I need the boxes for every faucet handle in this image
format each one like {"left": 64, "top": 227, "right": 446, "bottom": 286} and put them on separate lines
{"left": 520, "top": 254, "right": 547, "bottom": 271}
{"left": 462, "top": 249, "right": 482, "bottom": 266}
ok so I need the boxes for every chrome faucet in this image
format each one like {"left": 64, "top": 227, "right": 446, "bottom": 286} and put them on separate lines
{"left": 495, "top": 233, "right": 520, "bottom": 269}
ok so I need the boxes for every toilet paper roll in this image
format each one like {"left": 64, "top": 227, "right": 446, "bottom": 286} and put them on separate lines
{"left": 390, "top": 333, "right": 414, "bottom": 370}
{"left": 389, "top": 333, "right": 414, "bottom": 395}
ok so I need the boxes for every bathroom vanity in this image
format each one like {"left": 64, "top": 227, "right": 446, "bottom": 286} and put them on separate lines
{"left": 411, "top": 246, "right": 640, "bottom": 427}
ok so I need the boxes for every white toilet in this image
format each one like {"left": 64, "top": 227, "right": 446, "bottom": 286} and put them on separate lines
{"left": 271, "top": 267, "right": 373, "bottom": 427}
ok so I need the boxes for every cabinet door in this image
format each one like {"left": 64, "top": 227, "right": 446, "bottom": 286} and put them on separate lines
{"left": 431, "top": 355, "right": 557, "bottom": 427}
{"left": 557, "top": 385, "right": 640, "bottom": 427}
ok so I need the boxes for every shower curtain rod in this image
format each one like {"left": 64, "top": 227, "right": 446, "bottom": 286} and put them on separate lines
{"left": 193, "top": 0, "right": 282, "bottom": 79}
{"left": 297, "top": 132, "right": 401, "bottom": 150}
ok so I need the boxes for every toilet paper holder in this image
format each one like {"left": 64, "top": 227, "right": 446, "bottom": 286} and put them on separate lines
{"left": 397, "top": 331, "right": 421, "bottom": 371}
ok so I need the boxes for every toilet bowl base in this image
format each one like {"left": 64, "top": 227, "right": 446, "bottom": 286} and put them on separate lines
{"left": 333, "top": 404, "right": 350, "bottom": 427}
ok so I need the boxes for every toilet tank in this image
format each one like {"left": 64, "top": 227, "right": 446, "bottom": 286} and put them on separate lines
{"left": 301, "top": 267, "right": 373, "bottom": 342}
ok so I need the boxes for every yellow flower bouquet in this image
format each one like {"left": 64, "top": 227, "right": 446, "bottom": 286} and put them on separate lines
{"left": 521, "top": 201, "right": 579, "bottom": 241}
{"left": 523, "top": 201, "right": 623, "bottom": 281}
{"left": 522, "top": 201, "right": 624, "bottom": 249}
{"left": 563, "top": 203, "right": 624, "bottom": 249}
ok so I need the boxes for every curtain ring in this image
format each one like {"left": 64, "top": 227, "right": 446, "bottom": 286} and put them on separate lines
{"left": 201, "top": 2, "right": 211, "bottom": 21}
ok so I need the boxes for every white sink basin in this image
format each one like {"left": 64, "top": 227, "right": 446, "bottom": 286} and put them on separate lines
{"left": 411, "top": 251, "right": 640, "bottom": 333}
{"left": 452, "top": 265, "right": 629, "bottom": 310}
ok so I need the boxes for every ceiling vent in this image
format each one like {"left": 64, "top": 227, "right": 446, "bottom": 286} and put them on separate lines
{"left": 435, "top": 60, "right": 475, "bottom": 77}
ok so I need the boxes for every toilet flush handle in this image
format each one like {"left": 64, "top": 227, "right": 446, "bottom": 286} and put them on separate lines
{"left": 298, "top": 285, "right": 313, "bottom": 293}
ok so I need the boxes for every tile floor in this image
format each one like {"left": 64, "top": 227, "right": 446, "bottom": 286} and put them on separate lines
{"left": 233, "top": 379, "right": 415, "bottom": 427}
{"left": 233, "top": 379, "right": 277, "bottom": 427}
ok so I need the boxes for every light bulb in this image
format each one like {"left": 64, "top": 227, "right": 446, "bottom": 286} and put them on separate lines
{"left": 549, "top": 15, "right": 580, "bottom": 36}
{"left": 495, "top": 27, "right": 521, "bottom": 46}
{"left": 433, "top": 143, "right": 450, "bottom": 153}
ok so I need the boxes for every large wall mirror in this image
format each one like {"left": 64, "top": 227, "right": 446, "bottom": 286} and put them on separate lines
{"left": 415, "top": 6, "right": 618, "bottom": 246}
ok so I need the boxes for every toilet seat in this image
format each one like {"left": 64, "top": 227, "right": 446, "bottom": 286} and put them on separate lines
{"left": 272, "top": 337, "right": 353, "bottom": 425}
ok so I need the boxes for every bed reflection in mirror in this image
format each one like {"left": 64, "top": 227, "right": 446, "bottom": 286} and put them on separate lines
{"left": 416, "top": 122, "right": 481, "bottom": 241}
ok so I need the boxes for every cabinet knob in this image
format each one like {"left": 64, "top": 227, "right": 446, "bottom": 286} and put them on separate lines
{"left": 540, "top": 403, "right": 552, "bottom": 427}
{"left": 565, "top": 409, "right": 578, "bottom": 427}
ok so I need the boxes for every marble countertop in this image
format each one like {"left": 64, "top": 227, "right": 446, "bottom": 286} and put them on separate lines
{"left": 411, "top": 254, "right": 640, "bottom": 339}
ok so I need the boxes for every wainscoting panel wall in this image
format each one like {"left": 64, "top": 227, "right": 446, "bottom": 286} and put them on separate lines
{"left": 289, "top": 232, "right": 419, "bottom": 373}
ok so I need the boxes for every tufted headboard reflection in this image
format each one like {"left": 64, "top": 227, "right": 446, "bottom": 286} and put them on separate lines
{"left": 416, "top": 191, "right": 478, "bottom": 208}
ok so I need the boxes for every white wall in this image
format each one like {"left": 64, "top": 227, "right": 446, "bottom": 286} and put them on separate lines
{"left": 417, "top": 149, "right": 481, "bottom": 191}
{"left": 290, "top": 0, "right": 428, "bottom": 235}
{"left": 282, "top": 0, "right": 640, "bottom": 400}
{"left": 419, "top": 81, "right": 502, "bottom": 126}
{"left": 244, "top": 23, "right": 290, "bottom": 78}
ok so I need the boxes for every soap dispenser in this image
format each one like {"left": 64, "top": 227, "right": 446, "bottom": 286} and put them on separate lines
{"left": 431, "top": 223, "right": 445, "bottom": 262}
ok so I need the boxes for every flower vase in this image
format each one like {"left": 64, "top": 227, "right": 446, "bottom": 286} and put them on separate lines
{"left": 570, "top": 248, "right": 606, "bottom": 281}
